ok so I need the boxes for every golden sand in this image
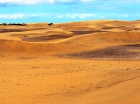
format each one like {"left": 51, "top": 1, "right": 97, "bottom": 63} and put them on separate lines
{"left": 0, "top": 20, "right": 140, "bottom": 104}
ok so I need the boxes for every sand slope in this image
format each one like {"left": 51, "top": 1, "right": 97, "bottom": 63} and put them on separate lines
{"left": 0, "top": 20, "right": 140, "bottom": 104}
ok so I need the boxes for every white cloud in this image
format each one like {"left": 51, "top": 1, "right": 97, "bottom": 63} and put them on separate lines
{"left": 48, "top": 0, "right": 55, "bottom": 4}
{"left": 0, "top": 13, "right": 52, "bottom": 19}
{"left": 120, "top": 14, "right": 129, "bottom": 17}
{"left": 0, "top": 0, "right": 55, "bottom": 5}
{"left": 58, "top": 0, "right": 74, "bottom": 3}
{"left": 60, "top": 14, "right": 95, "bottom": 18}
{"left": 0, "top": 13, "right": 96, "bottom": 19}
{"left": 0, "top": 0, "right": 140, "bottom": 5}
{"left": 57, "top": 15, "right": 63, "bottom": 18}
{"left": 0, "top": 13, "right": 25, "bottom": 19}
{"left": 100, "top": 15, "right": 105, "bottom": 19}
{"left": 66, "top": 14, "right": 77, "bottom": 18}
{"left": 80, "top": 0, "right": 95, "bottom": 2}
{"left": 79, "top": 14, "right": 95, "bottom": 18}
{"left": 0, "top": 13, "right": 136, "bottom": 21}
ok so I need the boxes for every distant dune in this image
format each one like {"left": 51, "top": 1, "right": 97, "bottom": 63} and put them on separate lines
{"left": 0, "top": 20, "right": 140, "bottom": 104}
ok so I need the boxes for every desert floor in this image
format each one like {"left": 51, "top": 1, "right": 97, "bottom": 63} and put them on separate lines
{"left": 0, "top": 20, "right": 140, "bottom": 104}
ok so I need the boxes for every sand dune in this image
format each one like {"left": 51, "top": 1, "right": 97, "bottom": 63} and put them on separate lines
{"left": 0, "top": 20, "right": 140, "bottom": 104}
{"left": 65, "top": 44, "right": 140, "bottom": 60}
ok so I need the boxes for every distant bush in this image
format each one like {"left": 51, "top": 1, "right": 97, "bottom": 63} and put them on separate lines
{"left": 48, "top": 23, "right": 53, "bottom": 26}
{"left": 0, "top": 23, "right": 27, "bottom": 26}
{"left": 2, "top": 23, "right": 7, "bottom": 26}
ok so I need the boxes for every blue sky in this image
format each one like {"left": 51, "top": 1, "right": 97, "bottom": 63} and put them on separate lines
{"left": 0, "top": 0, "right": 140, "bottom": 23}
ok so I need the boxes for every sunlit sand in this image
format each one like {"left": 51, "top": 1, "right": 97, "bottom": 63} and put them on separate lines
{"left": 0, "top": 20, "right": 140, "bottom": 104}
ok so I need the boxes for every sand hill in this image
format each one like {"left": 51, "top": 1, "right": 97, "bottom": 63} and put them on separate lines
{"left": 0, "top": 20, "right": 140, "bottom": 104}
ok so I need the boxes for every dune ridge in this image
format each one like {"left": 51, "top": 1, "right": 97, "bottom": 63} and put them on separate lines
{"left": 1, "top": 31, "right": 140, "bottom": 59}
